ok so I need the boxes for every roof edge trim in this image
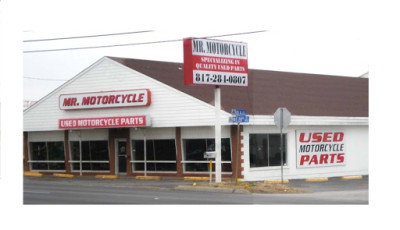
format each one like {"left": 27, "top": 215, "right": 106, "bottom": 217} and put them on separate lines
{"left": 23, "top": 57, "right": 109, "bottom": 114}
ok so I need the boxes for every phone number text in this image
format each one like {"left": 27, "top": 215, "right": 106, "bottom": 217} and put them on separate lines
{"left": 192, "top": 71, "right": 248, "bottom": 86}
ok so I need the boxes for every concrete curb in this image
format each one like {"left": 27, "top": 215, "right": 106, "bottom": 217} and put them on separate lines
{"left": 53, "top": 173, "right": 75, "bottom": 178}
{"left": 24, "top": 172, "right": 43, "bottom": 177}
{"left": 136, "top": 176, "right": 161, "bottom": 180}
{"left": 305, "top": 177, "right": 329, "bottom": 182}
{"left": 95, "top": 175, "right": 119, "bottom": 179}
{"left": 175, "top": 185, "right": 250, "bottom": 194}
{"left": 341, "top": 175, "right": 363, "bottom": 180}
{"left": 183, "top": 177, "right": 209, "bottom": 181}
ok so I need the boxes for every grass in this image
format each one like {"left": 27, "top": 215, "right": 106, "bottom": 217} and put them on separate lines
{"left": 198, "top": 181, "right": 310, "bottom": 193}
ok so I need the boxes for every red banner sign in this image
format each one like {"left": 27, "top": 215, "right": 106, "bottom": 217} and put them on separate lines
{"left": 183, "top": 38, "right": 248, "bottom": 87}
{"left": 59, "top": 89, "right": 151, "bottom": 110}
{"left": 59, "top": 116, "right": 150, "bottom": 129}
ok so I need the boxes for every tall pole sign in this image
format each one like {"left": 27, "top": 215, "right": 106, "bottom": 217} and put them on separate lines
{"left": 183, "top": 38, "right": 248, "bottom": 87}
{"left": 184, "top": 38, "right": 248, "bottom": 183}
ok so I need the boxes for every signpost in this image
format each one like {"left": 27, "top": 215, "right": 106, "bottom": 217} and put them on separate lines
{"left": 273, "top": 108, "right": 291, "bottom": 184}
{"left": 230, "top": 109, "right": 250, "bottom": 183}
{"left": 204, "top": 151, "right": 216, "bottom": 184}
{"left": 184, "top": 38, "right": 249, "bottom": 183}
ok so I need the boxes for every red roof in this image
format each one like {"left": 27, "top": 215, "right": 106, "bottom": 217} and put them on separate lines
{"left": 109, "top": 57, "right": 368, "bottom": 117}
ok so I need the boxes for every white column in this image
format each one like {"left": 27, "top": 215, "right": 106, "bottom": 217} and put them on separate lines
{"left": 215, "top": 87, "right": 222, "bottom": 183}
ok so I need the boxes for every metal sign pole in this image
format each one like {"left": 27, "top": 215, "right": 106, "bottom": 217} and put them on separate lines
{"left": 215, "top": 86, "right": 222, "bottom": 183}
{"left": 280, "top": 108, "right": 284, "bottom": 184}
{"left": 274, "top": 107, "right": 291, "bottom": 184}
{"left": 235, "top": 121, "right": 240, "bottom": 184}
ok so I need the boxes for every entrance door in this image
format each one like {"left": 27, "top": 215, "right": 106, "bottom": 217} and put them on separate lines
{"left": 116, "top": 139, "right": 127, "bottom": 174}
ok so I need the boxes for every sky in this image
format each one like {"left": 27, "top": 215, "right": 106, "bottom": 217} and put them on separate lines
{"left": 20, "top": 0, "right": 371, "bottom": 101}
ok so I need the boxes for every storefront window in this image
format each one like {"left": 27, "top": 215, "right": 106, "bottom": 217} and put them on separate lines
{"left": 132, "top": 139, "right": 177, "bottom": 172}
{"left": 70, "top": 141, "right": 110, "bottom": 171}
{"left": 29, "top": 142, "right": 65, "bottom": 170}
{"left": 249, "top": 134, "right": 286, "bottom": 168}
{"left": 183, "top": 138, "right": 232, "bottom": 172}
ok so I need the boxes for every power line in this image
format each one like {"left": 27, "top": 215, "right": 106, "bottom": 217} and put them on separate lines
{"left": 23, "top": 30, "right": 154, "bottom": 42}
{"left": 23, "top": 30, "right": 267, "bottom": 53}
{"left": 204, "top": 30, "right": 267, "bottom": 39}
{"left": 24, "top": 76, "right": 69, "bottom": 81}
{"left": 24, "top": 38, "right": 182, "bottom": 53}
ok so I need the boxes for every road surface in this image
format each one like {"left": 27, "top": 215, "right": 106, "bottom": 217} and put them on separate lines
{"left": 24, "top": 176, "right": 368, "bottom": 204}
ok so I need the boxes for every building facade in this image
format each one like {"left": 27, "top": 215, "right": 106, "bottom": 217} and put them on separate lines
{"left": 23, "top": 57, "right": 368, "bottom": 181}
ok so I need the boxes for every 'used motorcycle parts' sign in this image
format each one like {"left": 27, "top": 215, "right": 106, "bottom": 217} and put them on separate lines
{"left": 296, "top": 131, "right": 346, "bottom": 168}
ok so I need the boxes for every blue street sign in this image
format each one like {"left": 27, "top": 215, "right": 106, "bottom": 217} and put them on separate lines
{"left": 231, "top": 109, "right": 246, "bottom": 116}
{"left": 229, "top": 115, "right": 250, "bottom": 123}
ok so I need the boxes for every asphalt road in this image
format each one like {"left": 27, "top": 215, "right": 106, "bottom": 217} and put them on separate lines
{"left": 23, "top": 176, "right": 368, "bottom": 204}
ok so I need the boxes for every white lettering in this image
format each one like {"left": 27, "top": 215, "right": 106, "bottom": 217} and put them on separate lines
{"left": 60, "top": 90, "right": 151, "bottom": 110}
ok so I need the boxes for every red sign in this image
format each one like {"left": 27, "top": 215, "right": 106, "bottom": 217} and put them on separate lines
{"left": 183, "top": 38, "right": 248, "bottom": 87}
{"left": 59, "top": 89, "right": 151, "bottom": 110}
{"left": 296, "top": 131, "right": 346, "bottom": 168}
{"left": 59, "top": 116, "right": 150, "bottom": 129}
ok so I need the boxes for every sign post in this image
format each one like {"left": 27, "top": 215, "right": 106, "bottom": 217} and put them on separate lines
{"left": 274, "top": 108, "right": 291, "bottom": 184}
{"left": 230, "top": 109, "right": 249, "bottom": 183}
{"left": 236, "top": 120, "right": 239, "bottom": 183}
{"left": 183, "top": 38, "right": 248, "bottom": 183}
{"left": 215, "top": 86, "right": 222, "bottom": 182}
{"left": 204, "top": 151, "right": 216, "bottom": 184}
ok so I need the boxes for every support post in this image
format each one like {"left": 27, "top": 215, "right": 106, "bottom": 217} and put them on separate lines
{"left": 235, "top": 122, "right": 240, "bottom": 184}
{"left": 280, "top": 108, "right": 284, "bottom": 184}
{"left": 79, "top": 132, "right": 82, "bottom": 176}
{"left": 215, "top": 86, "right": 222, "bottom": 183}
{"left": 143, "top": 129, "right": 147, "bottom": 176}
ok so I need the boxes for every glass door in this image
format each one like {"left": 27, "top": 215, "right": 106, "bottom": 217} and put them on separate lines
{"left": 116, "top": 140, "right": 127, "bottom": 174}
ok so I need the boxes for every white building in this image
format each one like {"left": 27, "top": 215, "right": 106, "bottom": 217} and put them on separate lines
{"left": 23, "top": 57, "right": 368, "bottom": 181}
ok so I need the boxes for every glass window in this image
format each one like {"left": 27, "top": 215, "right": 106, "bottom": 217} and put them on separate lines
{"left": 184, "top": 139, "right": 207, "bottom": 161}
{"left": 249, "top": 134, "right": 286, "bottom": 168}
{"left": 132, "top": 139, "right": 177, "bottom": 172}
{"left": 70, "top": 141, "right": 110, "bottom": 171}
{"left": 154, "top": 140, "right": 177, "bottom": 161}
{"left": 183, "top": 138, "right": 232, "bottom": 172}
{"left": 29, "top": 142, "right": 65, "bottom": 170}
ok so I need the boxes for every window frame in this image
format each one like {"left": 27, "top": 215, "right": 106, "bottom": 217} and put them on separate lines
{"left": 249, "top": 133, "right": 288, "bottom": 169}
{"left": 69, "top": 140, "right": 111, "bottom": 172}
{"left": 130, "top": 139, "right": 178, "bottom": 173}
{"left": 181, "top": 138, "right": 232, "bottom": 174}
{"left": 28, "top": 141, "right": 66, "bottom": 172}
